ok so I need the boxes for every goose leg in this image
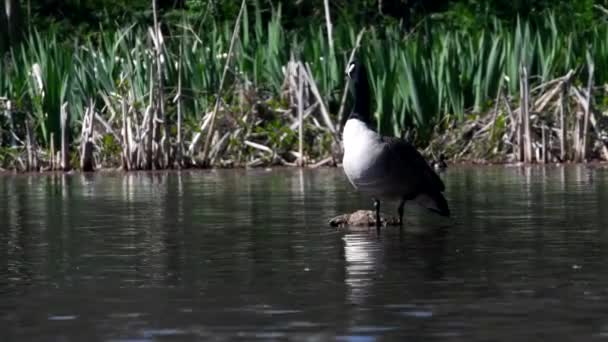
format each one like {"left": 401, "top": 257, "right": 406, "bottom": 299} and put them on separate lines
{"left": 398, "top": 199, "right": 406, "bottom": 227}
{"left": 373, "top": 199, "right": 381, "bottom": 233}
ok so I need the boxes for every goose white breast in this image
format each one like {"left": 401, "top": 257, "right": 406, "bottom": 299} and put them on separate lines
{"left": 342, "top": 119, "right": 389, "bottom": 196}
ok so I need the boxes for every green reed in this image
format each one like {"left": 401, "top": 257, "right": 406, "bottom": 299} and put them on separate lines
{"left": 1, "top": 8, "right": 607, "bottom": 155}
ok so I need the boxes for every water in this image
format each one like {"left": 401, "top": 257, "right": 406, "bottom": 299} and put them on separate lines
{"left": 1, "top": 166, "right": 608, "bottom": 341}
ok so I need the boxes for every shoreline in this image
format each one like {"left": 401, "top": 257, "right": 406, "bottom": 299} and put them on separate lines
{"left": 1, "top": 159, "right": 607, "bottom": 177}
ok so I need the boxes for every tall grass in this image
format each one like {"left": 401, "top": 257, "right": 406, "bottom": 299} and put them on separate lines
{"left": 1, "top": 9, "right": 608, "bottom": 164}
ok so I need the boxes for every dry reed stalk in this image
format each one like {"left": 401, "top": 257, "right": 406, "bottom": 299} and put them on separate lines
{"left": 594, "top": 4, "right": 608, "bottom": 16}
{"left": 501, "top": 83, "right": 516, "bottom": 140}
{"left": 94, "top": 113, "right": 120, "bottom": 143}
{"left": 310, "top": 156, "right": 333, "bottom": 168}
{"left": 209, "top": 132, "right": 230, "bottom": 165}
{"left": 60, "top": 102, "right": 70, "bottom": 171}
{"left": 79, "top": 106, "right": 88, "bottom": 149}
{"left": 144, "top": 63, "right": 157, "bottom": 169}
{"left": 247, "top": 158, "right": 263, "bottom": 167}
{"left": 145, "top": 104, "right": 154, "bottom": 169}
{"left": 244, "top": 140, "right": 276, "bottom": 164}
{"left": 282, "top": 56, "right": 300, "bottom": 107}
{"left": 541, "top": 124, "right": 547, "bottom": 163}
{"left": 121, "top": 99, "right": 131, "bottom": 170}
{"left": 573, "top": 109, "right": 582, "bottom": 162}
{"left": 553, "top": 104, "right": 561, "bottom": 160}
{"left": 490, "top": 79, "right": 503, "bottom": 139}
{"left": 572, "top": 86, "right": 608, "bottom": 161}
{"left": 323, "top": 0, "right": 334, "bottom": 52}
{"left": 175, "top": 39, "right": 184, "bottom": 168}
{"left": 80, "top": 102, "right": 95, "bottom": 171}
{"left": 244, "top": 140, "right": 274, "bottom": 154}
{"left": 534, "top": 82, "right": 562, "bottom": 113}
{"left": 297, "top": 62, "right": 304, "bottom": 166}
{"left": 133, "top": 113, "right": 142, "bottom": 167}
{"left": 559, "top": 71, "right": 573, "bottom": 161}
{"left": 520, "top": 66, "right": 532, "bottom": 163}
{"left": 530, "top": 73, "right": 574, "bottom": 94}
{"left": 289, "top": 102, "right": 318, "bottom": 130}
{"left": 50, "top": 132, "right": 55, "bottom": 170}
{"left": 336, "top": 29, "right": 366, "bottom": 132}
{"left": 5, "top": 101, "right": 16, "bottom": 147}
{"left": 150, "top": 0, "right": 167, "bottom": 168}
{"left": 303, "top": 62, "right": 338, "bottom": 140}
{"left": 581, "top": 58, "right": 594, "bottom": 161}
{"left": 514, "top": 92, "right": 523, "bottom": 160}
{"left": 192, "top": 0, "right": 246, "bottom": 165}
{"left": 589, "top": 111, "right": 608, "bottom": 160}
{"left": 25, "top": 119, "right": 32, "bottom": 171}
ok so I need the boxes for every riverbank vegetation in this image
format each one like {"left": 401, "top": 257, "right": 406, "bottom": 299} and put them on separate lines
{"left": 2, "top": 1, "right": 608, "bottom": 171}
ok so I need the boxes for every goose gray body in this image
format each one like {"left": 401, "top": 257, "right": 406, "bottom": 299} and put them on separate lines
{"left": 342, "top": 60, "right": 449, "bottom": 226}
{"left": 342, "top": 118, "right": 449, "bottom": 215}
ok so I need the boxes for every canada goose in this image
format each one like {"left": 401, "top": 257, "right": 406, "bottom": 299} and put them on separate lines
{"left": 342, "top": 60, "right": 450, "bottom": 232}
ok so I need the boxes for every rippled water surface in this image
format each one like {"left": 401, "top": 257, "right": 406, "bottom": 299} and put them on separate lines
{"left": 2, "top": 166, "right": 608, "bottom": 341}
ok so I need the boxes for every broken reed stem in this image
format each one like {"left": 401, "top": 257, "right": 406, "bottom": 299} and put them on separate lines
{"left": 303, "top": 62, "right": 338, "bottom": 139}
{"left": 520, "top": 65, "right": 532, "bottom": 163}
{"left": 196, "top": 0, "right": 246, "bottom": 166}
{"left": 581, "top": 55, "right": 594, "bottom": 162}
{"left": 336, "top": 29, "right": 366, "bottom": 132}
{"left": 60, "top": 102, "right": 70, "bottom": 171}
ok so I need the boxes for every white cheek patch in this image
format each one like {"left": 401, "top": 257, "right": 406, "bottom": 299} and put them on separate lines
{"left": 347, "top": 63, "right": 356, "bottom": 78}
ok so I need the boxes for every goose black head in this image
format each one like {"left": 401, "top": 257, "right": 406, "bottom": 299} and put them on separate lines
{"left": 346, "top": 60, "right": 371, "bottom": 124}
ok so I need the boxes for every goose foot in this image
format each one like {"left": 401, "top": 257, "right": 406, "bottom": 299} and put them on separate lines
{"left": 398, "top": 199, "right": 406, "bottom": 228}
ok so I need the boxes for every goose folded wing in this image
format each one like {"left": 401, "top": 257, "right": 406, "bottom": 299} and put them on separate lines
{"left": 382, "top": 137, "right": 445, "bottom": 193}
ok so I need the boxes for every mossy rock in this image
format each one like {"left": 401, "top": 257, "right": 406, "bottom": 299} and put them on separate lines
{"left": 329, "top": 210, "right": 400, "bottom": 228}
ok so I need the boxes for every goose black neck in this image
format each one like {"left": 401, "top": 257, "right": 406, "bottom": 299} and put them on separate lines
{"left": 349, "top": 65, "right": 371, "bottom": 125}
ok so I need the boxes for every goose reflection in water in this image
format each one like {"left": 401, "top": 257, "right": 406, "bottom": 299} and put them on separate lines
{"left": 342, "top": 226, "right": 449, "bottom": 306}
